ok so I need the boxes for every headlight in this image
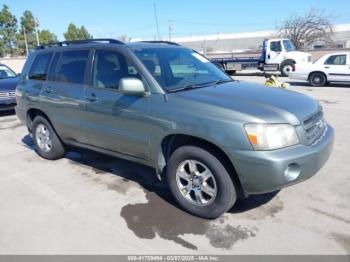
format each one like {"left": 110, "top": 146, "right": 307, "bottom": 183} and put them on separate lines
{"left": 244, "top": 123, "right": 299, "bottom": 150}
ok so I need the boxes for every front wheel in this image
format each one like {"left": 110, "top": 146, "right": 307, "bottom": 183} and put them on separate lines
{"left": 166, "top": 146, "right": 237, "bottom": 219}
{"left": 280, "top": 61, "right": 294, "bottom": 77}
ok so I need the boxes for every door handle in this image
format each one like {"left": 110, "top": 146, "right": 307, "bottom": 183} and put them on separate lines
{"left": 86, "top": 93, "right": 97, "bottom": 102}
{"left": 324, "top": 66, "right": 330, "bottom": 69}
{"left": 44, "top": 87, "right": 52, "bottom": 93}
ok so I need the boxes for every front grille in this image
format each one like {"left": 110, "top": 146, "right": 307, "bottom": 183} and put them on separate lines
{"left": 0, "top": 91, "right": 16, "bottom": 100}
{"left": 303, "top": 110, "right": 326, "bottom": 145}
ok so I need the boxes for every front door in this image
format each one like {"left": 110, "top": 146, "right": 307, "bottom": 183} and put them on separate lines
{"left": 266, "top": 40, "right": 283, "bottom": 64}
{"left": 84, "top": 48, "right": 151, "bottom": 161}
{"left": 323, "top": 54, "right": 350, "bottom": 82}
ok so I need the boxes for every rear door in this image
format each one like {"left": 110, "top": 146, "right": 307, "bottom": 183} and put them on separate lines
{"left": 323, "top": 54, "right": 349, "bottom": 82}
{"left": 43, "top": 49, "right": 91, "bottom": 143}
{"left": 84, "top": 48, "right": 151, "bottom": 160}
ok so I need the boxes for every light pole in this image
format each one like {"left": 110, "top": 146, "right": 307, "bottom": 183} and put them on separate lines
{"left": 34, "top": 17, "right": 40, "bottom": 46}
{"left": 23, "top": 27, "right": 29, "bottom": 57}
{"left": 168, "top": 20, "right": 173, "bottom": 41}
{"left": 153, "top": 3, "right": 160, "bottom": 40}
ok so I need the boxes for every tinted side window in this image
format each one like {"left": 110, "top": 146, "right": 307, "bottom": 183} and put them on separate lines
{"left": 53, "top": 50, "right": 89, "bottom": 84}
{"left": 29, "top": 52, "right": 53, "bottom": 80}
{"left": 325, "top": 55, "right": 347, "bottom": 65}
{"left": 270, "top": 41, "right": 282, "bottom": 52}
{"left": 92, "top": 50, "right": 140, "bottom": 89}
{"left": 48, "top": 52, "right": 60, "bottom": 81}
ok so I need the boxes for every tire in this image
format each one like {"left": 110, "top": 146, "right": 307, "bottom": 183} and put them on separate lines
{"left": 166, "top": 146, "right": 237, "bottom": 219}
{"left": 280, "top": 61, "right": 294, "bottom": 77}
{"left": 309, "top": 72, "right": 327, "bottom": 87}
{"left": 32, "top": 116, "right": 65, "bottom": 160}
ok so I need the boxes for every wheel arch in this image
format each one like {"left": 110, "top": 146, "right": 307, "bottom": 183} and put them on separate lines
{"left": 26, "top": 108, "right": 52, "bottom": 133}
{"left": 158, "top": 134, "right": 244, "bottom": 198}
{"left": 308, "top": 71, "right": 327, "bottom": 81}
{"left": 280, "top": 59, "right": 296, "bottom": 68}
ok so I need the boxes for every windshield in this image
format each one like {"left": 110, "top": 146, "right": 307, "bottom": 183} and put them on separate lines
{"left": 0, "top": 65, "right": 17, "bottom": 79}
{"left": 283, "top": 40, "right": 296, "bottom": 52}
{"left": 132, "top": 47, "right": 231, "bottom": 92}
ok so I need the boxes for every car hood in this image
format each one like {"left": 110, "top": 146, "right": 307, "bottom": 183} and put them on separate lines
{"left": 286, "top": 51, "right": 311, "bottom": 62}
{"left": 173, "top": 81, "right": 319, "bottom": 125}
{"left": 0, "top": 77, "right": 19, "bottom": 91}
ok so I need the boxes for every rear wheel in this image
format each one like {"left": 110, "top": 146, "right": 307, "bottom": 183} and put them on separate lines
{"left": 309, "top": 72, "right": 327, "bottom": 87}
{"left": 166, "top": 146, "right": 237, "bottom": 219}
{"left": 32, "top": 116, "right": 65, "bottom": 160}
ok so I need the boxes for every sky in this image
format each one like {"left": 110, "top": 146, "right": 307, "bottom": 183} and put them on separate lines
{"left": 2, "top": 0, "right": 350, "bottom": 41}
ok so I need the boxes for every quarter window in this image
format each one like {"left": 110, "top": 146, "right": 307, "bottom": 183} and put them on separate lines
{"left": 29, "top": 52, "right": 53, "bottom": 80}
{"left": 325, "top": 55, "right": 347, "bottom": 65}
{"left": 53, "top": 50, "right": 89, "bottom": 84}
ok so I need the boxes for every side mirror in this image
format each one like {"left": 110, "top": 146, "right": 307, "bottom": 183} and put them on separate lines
{"left": 119, "top": 77, "right": 149, "bottom": 96}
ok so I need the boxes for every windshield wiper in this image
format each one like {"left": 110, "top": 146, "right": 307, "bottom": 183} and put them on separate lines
{"left": 167, "top": 79, "right": 235, "bottom": 93}
{"left": 168, "top": 81, "right": 215, "bottom": 93}
{"left": 213, "top": 79, "right": 235, "bottom": 85}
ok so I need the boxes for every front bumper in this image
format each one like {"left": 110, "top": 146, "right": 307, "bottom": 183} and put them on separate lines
{"left": 0, "top": 99, "right": 16, "bottom": 111}
{"left": 225, "top": 125, "right": 334, "bottom": 195}
{"left": 289, "top": 72, "right": 308, "bottom": 81}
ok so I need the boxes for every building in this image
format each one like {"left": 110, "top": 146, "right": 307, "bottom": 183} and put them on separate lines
{"left": 172, "top": 24, "right": 350, "bottom": 54}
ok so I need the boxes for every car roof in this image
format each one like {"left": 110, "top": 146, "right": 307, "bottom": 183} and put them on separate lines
{"left": 126, "top": 42, "right": 182, "bottom": 49}
{"left": 33, "top": 39, "right": 184, "bottom": 53}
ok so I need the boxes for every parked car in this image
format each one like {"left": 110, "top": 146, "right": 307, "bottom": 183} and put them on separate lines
{"left": 15, "top": 39, "right": 334, "bottom": 219}
{"left": 290, "top": 52, "right": 350, "bottom": 87}
{"left": 0, "top": 64, "right": 18, "bottom": 111}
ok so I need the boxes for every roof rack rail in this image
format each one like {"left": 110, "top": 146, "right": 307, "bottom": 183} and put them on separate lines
{"left": 139, "top": 41, "right": 180, "bottom": 46}
{"left": 36, "top": 38, "right": 124, "bottom": 50}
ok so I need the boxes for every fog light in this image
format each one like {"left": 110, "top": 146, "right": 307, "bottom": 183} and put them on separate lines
{"left": 284, "top": 163, "right": 300, "bottom": 181}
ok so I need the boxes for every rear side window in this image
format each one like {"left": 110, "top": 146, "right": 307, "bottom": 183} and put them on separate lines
{"left": 325, "top": 55, "right": 347, "bottom": 65}
{"left": 52, "top": 50, "right": 89, "bottom": 84}
{"left": 29, "top": 52, "right": 53, "bottom": 80}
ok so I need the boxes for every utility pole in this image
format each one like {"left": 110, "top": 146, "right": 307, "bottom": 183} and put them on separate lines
{"left": 23, "top": 27, "right": 29, "bottom": 57}
{"left": 34, "top": 17, "right": 40, "bottom": 46}
{"left": 153, "top": 3, "right": 160, "bottom": 40}
{"left": 168, "top": 20, "right": 173, "bottom": 41}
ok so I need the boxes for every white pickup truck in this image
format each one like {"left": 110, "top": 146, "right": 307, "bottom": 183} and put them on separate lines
{"left": 209, "top": 38, "right": 312, "bottom": 77}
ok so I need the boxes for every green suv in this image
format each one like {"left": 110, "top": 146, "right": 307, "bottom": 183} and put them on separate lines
{"left": 15, "top": 39, "right": 334, "bottom": 218}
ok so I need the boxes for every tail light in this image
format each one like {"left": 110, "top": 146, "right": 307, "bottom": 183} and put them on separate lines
{"left": 15, "top": 88, "right": 22, "bottom": 103}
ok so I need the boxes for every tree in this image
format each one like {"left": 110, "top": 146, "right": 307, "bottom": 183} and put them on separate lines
{"left": 279, "top": 9, "right": 334, "bottom": 49}
{"left": 20, "top": 10, "right": 36, "bottom": 34}
{"left": 17, "top": 10, "right": 38, "bottom": 54}
{"left": 0, "top": 4, "right": 18, "bottom": 57}
{"left": 39, "top": 29, "right": 57, "bottom": 45}
{"left": 64, "top": 23, "right": 93, "bottom": 40}
{"left": 78, "top": 26, "right": 92, "bottom": 39}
